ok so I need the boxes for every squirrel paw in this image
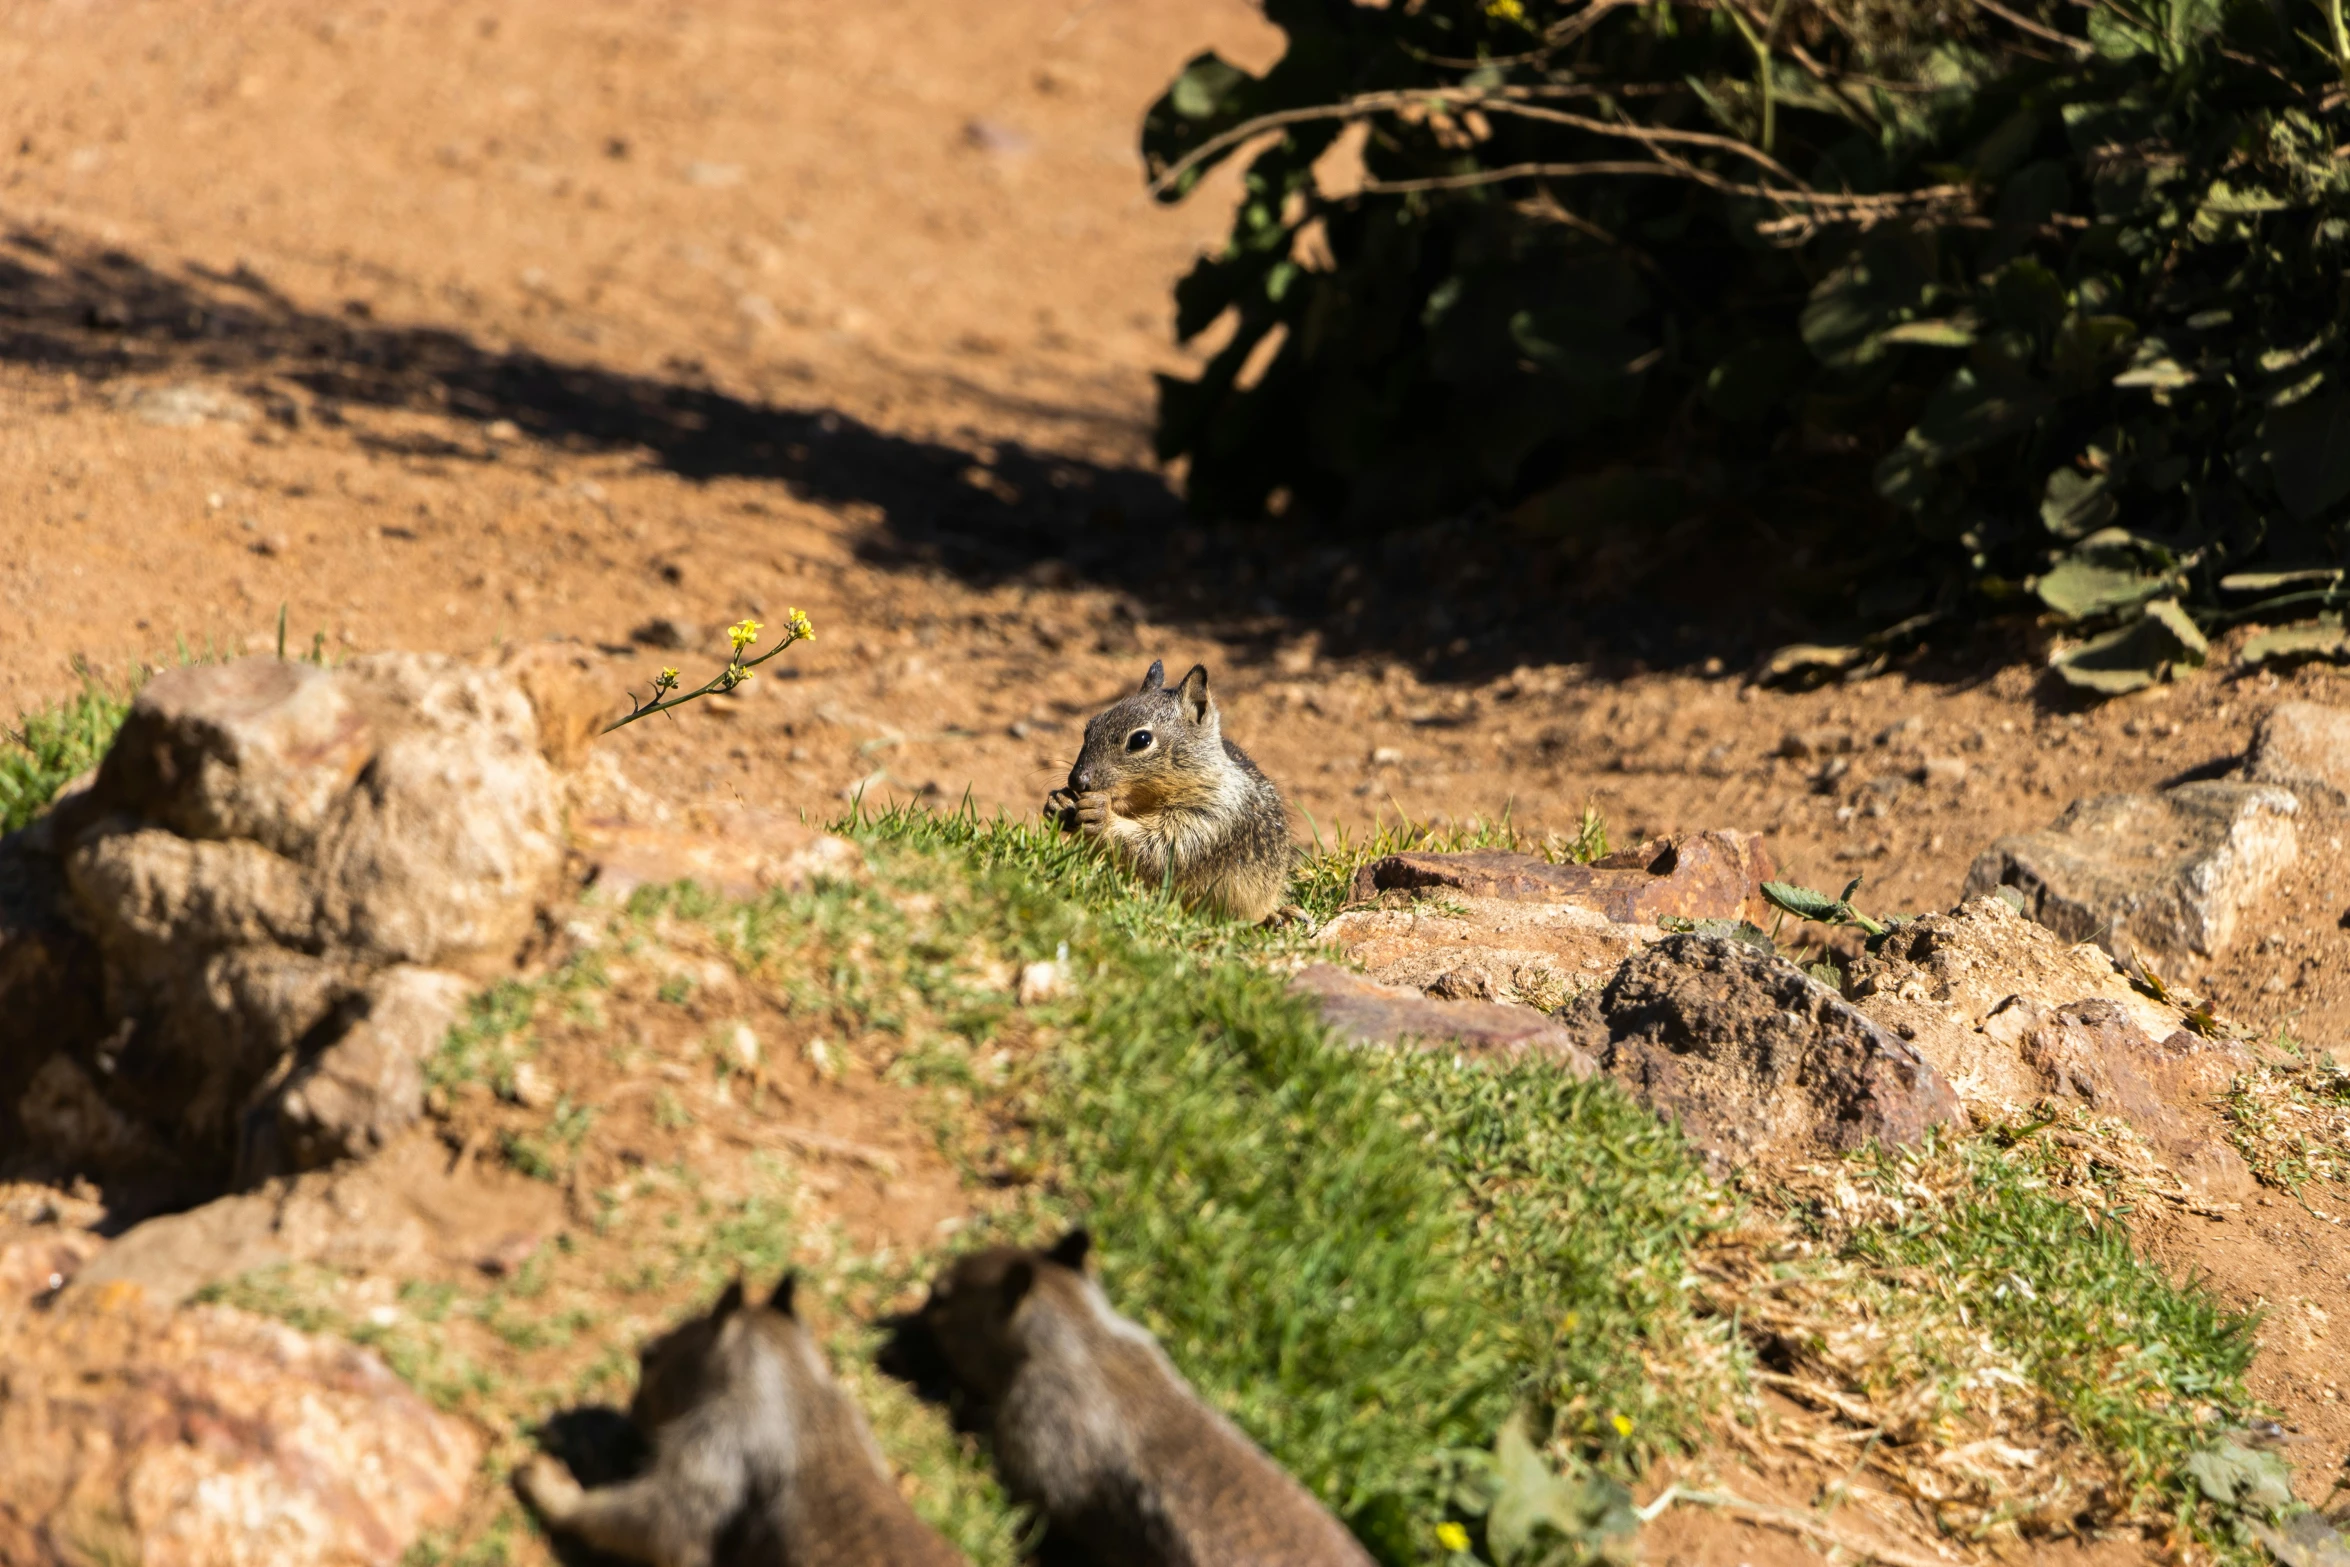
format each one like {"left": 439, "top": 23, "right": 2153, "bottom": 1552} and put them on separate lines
{"left": 1072, "top": 790, "right": 1115, "bottom": 838}
{"left": 514, "top": 1454, "right": 584, "bottom": 1521}
{"left": 1043, "top": 787, "right": 1079, "bottom": 834}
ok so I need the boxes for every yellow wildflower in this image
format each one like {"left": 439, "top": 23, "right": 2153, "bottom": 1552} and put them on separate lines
{"left": 658, "top": 667, "right": 679, "bottom": 685}
{"left": 787, "top": 607, "right": 815, "bottom": 642}
{"left": 1611, "top": 1413, "right": 1633, "bottom": 1437}
{"left": 1485, "top": 0, "right": 1526, "bottom": 20}
{"left": 727, "top": 618, "right": 762, "bottom": 652}
{"left": 1436, "top": 1522, "right": 1470, "bottom": 1554}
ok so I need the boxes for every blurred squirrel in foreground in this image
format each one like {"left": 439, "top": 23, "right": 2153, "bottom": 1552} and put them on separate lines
{"left": 1047, "top": 660, "right": 1291, "bottom": 923}
{"left": 516, "top": 1274, "right": 967, "bottom": 1567}
{"left": 917, "top": 1230, "right": 1375, "bottom": 1566}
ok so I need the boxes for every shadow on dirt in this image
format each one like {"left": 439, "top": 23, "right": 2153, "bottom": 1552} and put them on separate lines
{"left": 0, "top": 224, "right": 1906, "bottom": 683}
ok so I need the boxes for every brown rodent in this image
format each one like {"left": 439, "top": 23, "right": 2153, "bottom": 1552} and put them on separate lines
{"left": 917, "top": 1230, "right": 1375, "bottom": 1567}
{"left": 1049, "top": 660, "right": 1291, "bottom": 923}
{"left": 516, "top": 1274, "right": 968, "bottom": 1567}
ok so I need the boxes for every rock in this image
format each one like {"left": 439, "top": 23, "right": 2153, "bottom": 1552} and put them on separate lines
{"left": 72, "top": 1133, "right": 563, "bottom": 1308}
{"left": 0, "top": 832, "right": 105, "bottom": 1156}
{"left": 1317, "top": 894, "right": 1656, "bottom": 1010}
{"left": 2244, "top": 700, "right": 2350, "bottom": 810}
{"left": 1291, "top": 963, "right": 1599, "bottom": 1069}
{"left": 2014, "top": 998, "right": 2253, "bottom": 1198}
{"left": 270, "top": 967, "right": 472, "bottom": 1171}
{"left": 0, "top": 1285, "right": 477, "bottom": 1566}
{"left": 16, "top": 1056, "right": 172, "bottom": 1176}
{"left": 1962, "top": 781, "right": 2298, "bottom": 961}
{"left": 21, "top": 653, "right": 578, "bottom": 1192}
{"left": 627, "top": 616, "right": 699, "bottom": 652}
{"left": 574, "top": 808, "right": 861, "bottom": 902}
{"left": 499, "top": 639, "right": 619, "bottom": 771}
{"left": 1351, "top": 831, "right": 1775, "bottom": 927}
{"left": 1847, "top": 895, "right": 2200, "bottom": 1110}
{"left": 85, "top": 659, "right": 373, "bottom": 858}
{"left": 1566, "top": 934, "right": 1963, "bottom": 1170}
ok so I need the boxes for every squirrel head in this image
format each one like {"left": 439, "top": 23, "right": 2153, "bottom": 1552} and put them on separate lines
{"left": 631, "top": 1272, "right": 802, "bottom": 1428}
{"left": 918, "top": 1230, "right": 1094, "bottom": 1404}
{"left": 1066, "top": 661, "right": 1220, "bottom": 798}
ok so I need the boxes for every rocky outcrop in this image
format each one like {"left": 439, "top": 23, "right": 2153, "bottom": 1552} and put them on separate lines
{"left": 1561, "top": 934, "right": 1965, "bottom": 1171}
{"left": 1291, "top": 963, "right": 1599, "bottom": 1068}
{"left": 1316, "top": 895, "right": 1656, "bottom": 1011}
{"left": 1962, "top": 781, "right": 2297, "bottom": 961}
{"left": 2244, "top": 700, "right": 2350, "bottom": 811}
{"left": 6, "top": 652, "right": 593, "bottom": 1192}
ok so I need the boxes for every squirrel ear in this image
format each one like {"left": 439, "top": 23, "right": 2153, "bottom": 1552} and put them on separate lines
{"left": 714, "top": 1278, "right": 746, "bottom": 1319}
{"left": 1176, "top": 664, "right": 1212, "bottom": 723}
{"left": 771, "top": 1270, "right": 799, "bottom": 1317}
{"left": 1139, "top": 660, "right": 1165, "bottom": 693}
{"left": 1046, "top": 1229, "right": 1093, "bottom": 1274}
{"left": 999, "top": 1258, "right": 1037, "bottom": 1311}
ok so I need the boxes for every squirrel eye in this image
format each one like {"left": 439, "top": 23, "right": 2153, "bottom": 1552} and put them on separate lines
{"left": 1125, "top": 729, "right": 1153, "bottom": 753}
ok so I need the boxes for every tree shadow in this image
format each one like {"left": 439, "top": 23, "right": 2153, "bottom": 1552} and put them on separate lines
{"left": 0, "top": 224, "right": 1822, "bottom": 682}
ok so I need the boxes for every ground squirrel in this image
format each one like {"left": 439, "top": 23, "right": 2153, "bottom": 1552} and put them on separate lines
{"left": 1049, "top": 660, "right": 1291, "bottom": 923}
{"left": 516, "top": 1274, "right": 967, "bottom": 1567}
{"left": 916, "top": 1230, "right": 1376, "bottom": 1567}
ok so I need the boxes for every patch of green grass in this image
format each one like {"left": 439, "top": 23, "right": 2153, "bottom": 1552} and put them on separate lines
{"left": 1830, "top": 1130, "right": 2260, "bottom": 1533}
{"left": 837, "top": 803, "right": 1730, "bottom": 1562}
{"left": 1, "top": 681, "right": 131, "bottom": 832}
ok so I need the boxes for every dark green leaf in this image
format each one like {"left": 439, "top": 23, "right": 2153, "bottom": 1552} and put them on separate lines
{"left": 1487, "top": 1415, "right": 1637, "bottom": 1567}
{"left": 1760, "top": 881, "right": 1842, "bottom": 921}
{"left": 2260, "top": 394, "right": 2350, "bottom": 522}
{"left": 2041, "top": 468, "right": 2117, "bottom": 541}
{"left": 2034, "top": 559, "right": 2169, "bottom": 619}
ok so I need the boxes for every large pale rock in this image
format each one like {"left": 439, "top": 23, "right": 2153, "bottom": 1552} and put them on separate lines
{"left": 1562, "top": 934, "right": 1964, "bottom": 1170}
{"left": 2244, "top": 700, "right": 2350, "bottom": 810}
{"left": 1292, "top": 963, "right": 1599, "bottom": 1068}
{"left": 1315, "top": 894, "right": 1656, "bottom": 1010}
{"left": 17, "top": 652, "right": 574, "bottom": 1191}
{"left": 86, "top": 659, "right": 373, "bottom": 858}
{"left": 1962, "top": 781, "right": 2297, "bottom": 961}
{"left": 270, "top": 966, "right": 471, "bottom": 1171}
{"left": 1351, "top": 831, "right": 1775, "bottom": 926}
{"left": 314, "top": 654, "right": 567, "bottom": 968}
{"left": 0, "top": 1283, "right": 478, "bottom": 1566}
{"left": 1846, "top": 895, "right": 2208, "bottom": 1109}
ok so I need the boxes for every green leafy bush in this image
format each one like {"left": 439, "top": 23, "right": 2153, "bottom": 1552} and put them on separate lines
{"left": 1146, "top": 0, "right": 2350, "bottom": 681}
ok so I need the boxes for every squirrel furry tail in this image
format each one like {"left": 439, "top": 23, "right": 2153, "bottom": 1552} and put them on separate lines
{"left": 1048, "top": 660, "right": 1291, "bottom": 923}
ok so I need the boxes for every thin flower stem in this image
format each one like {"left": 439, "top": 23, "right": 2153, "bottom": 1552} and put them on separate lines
{"left": 604, "top": 616, "right": 814, "bottom": 733}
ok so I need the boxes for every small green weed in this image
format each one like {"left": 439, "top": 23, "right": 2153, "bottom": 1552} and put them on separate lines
{"left": 1, "top": 681, "right": 130, "bottom": 832}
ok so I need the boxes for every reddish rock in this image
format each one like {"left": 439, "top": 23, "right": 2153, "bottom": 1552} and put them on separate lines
{"left": 1316, "top": 895, "right": 1653, "bottom": 1011}
{"left": 0, "top": 1283, "right": 478, "bottom": 1567}
{"left": 1290, "top": 964, "right": 1598, "bottom": 1070}
{"left": 1350, "top": 831, "right": 1775, "bottom": 927}
{"left": 2016, "top": 998, "right": 2254, "bottom": 1198}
